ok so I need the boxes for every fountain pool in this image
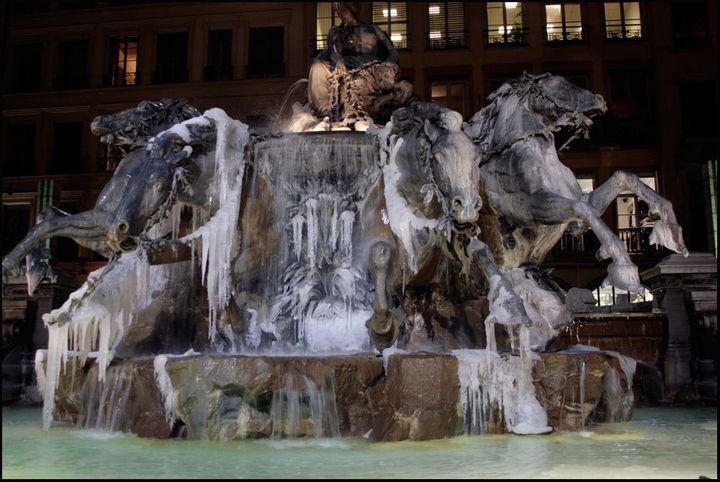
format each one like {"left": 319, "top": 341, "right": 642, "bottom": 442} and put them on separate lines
{"left": 2, "top": 405, "right": 716, "bottom": 479}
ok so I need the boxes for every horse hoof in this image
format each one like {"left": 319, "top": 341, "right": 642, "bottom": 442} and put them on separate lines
{"left": 649, "top": 220, "right": 689, "bottom": 257}
{"left": 603, "top": 263, "right": 642, "bottom": 294}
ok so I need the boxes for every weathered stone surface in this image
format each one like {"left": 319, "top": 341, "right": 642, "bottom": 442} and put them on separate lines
{"left": 164, "top": 354, "right": 384, "bottom": 441}
{"left": 533, "top": 352, "right": 633, "bottom": 431}
{"left": 371, "top": 353, "right": 462, "bottom": 441}
{"left": 48, "top": 350, "right": 635, "bottom": 441}
{"left": 51, "top": 357, "right": 172, "bottom": 438}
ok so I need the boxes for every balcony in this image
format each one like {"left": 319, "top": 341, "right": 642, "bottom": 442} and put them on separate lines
{"left": 545, "top": 24, "right": 587, "bottom": 44}
{"left": 603, "top": 22, "right": 645, "bottom": 41}
{"left": 245, "top": 62, "right": 284, "bottom": 79}
{"left": 485, "top": 26, "right": 528, "bottom": 47}
{"left": 425, "top": 30, "right": 468, "bottom": 50}
{"left": 53, "top": 73, "right": 88, "bottom": 90}
{"left": 552, "top": 231, "right": 599, "bottom": 257}
{"left": 153, "top": 66, "right": 189, "bottom": 84}
{"left": 106, "top": 71, "right": 139, "bottom": 87}
{"left": 617, "top": 227, "right": 661, "bottom": 255}
{"left": 204, "top": 65, "right": 234, "bottom": 82}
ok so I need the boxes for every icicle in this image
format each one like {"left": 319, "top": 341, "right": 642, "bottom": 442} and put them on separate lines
{"left": 292, "top": 213, "right": 305, "bottom": 262}
{"left": 153, "top": 355, "right": 176, "bottom": 425}
{"left": 176, "top": 109, "right": 249, "bottom": 343}
{"left": 306, "top": 198, "right": 319, "bottom": 270}
{"left": 339, "top": 210, "right": 355, "bottom": 264}
{"left": 454, "top": 349, "right": 551, "bottom": 435}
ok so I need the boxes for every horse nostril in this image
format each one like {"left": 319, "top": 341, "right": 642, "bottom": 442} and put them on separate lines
{"left": 117, "top": 221, "right": 129, "bottom": 234}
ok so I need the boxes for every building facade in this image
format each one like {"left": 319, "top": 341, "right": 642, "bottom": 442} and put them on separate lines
{"left": 2, "top": 0, "right": 718, "bottom": 298}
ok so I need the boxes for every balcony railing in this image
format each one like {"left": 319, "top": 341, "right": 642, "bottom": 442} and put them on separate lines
{"left": 672, "top": 32, "right": 712, "bottom": 49}
{"left": 552, "top": 231, "right": 599, "bottom": 257}
{"left": 153, "top": 67, "right": 189, "bottom": 84}
{"left": 425, "top": 30, "right": 469, "bottom": 50}
{"left": 107, "top": 71, "right": 139, "bottom": 87}
{"left": 204, "top": 64, "right": 234, "bottom": 81}
{"left": 603, "top": 22, "right": 645, "bottom": 40}
{"left": 545, "top": 24, "right": 587, "bottom": 43}
{"left": 53, "top": 73, "right": 88, "bottom": 90}
{"left": 246, "top": 62, "right": 284, "bottom": 79}
{"left": 617, "top": 227, "right": 661, "bottom": 254}
{"left": 485, "top": 26, "right": 528, "bottom": 46}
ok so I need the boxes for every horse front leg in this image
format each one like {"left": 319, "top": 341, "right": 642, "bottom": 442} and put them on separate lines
{"left": 585, "top": 170, "right": 688, "bottom": 257}
{"left": 466, "top": 238, "right": 532, "bottom": 328}
{"left": 530, "top": 193, "right": 643, "bottom": 293}
{"left": 366, "top": 240, "right": 400, "bottom": 352}
{"left": 2, "top": 209, "right": 111, "bottom": 284}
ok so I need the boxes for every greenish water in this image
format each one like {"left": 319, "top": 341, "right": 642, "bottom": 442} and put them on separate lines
{"left": 2, "top": 406, "right": 716, "bottom": 479}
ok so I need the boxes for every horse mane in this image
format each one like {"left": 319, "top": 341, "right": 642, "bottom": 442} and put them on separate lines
{"left": 466, "top": 72, "right": 562, "bottom": 156}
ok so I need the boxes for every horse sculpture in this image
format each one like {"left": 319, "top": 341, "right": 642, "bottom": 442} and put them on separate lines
{"left": 464, "top": 73, "right": 688, "bottom": 294}
{"left": 1, "top": 99, "right": 202, "bottom": 287}
{"left": 363, "top": 102, "right": 531, "bottom": 351}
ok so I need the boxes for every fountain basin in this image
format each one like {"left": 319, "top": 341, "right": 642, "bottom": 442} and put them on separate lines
{"left": 46, "top": 349, "right": 634, "bottom": 441}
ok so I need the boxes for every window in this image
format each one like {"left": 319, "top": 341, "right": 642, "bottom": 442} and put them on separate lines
{"left": 486, "top": 2, "right": 526, "bottom": 45}
{"left": 49, "top": 121, "right": 84, "bottom": 174}
{"left": 372, "top": 2, "right": 409, "bottom": 49}
{"left": 604, "top": 2, "right": 642, "bottom": 39}
{"left": 205, "top": 30, "right": 233, "bottom": 81}
{"left": 594, "top": 285, "right": 652, "bottom": 306}
{"left": 155, "top": 32, "right": 188, "bottom": 84}
{"left": 55, "top": 39, "right": 88, "bottom": 89}
{"left": 12, "top": 43, "right": 42, "bottom": 93}
{"left": 426, "top": 2, "right": 467, "bottom": 49}
{"left": 430, "top": 79, "right": 468, "bottom": 117}
{"left": 615, "top": 174, "right": 660, "bottom": 254}
{"left": 4, "top": 125, "right": 36, "bottom": 176}
{"left": 110, "top": 36, "right": 138, "bottom": 86}
{"left": 545, "top": 3, "right": 583, "bottom": 42}
{"left": 597, "top": 71, "right": 654, "bottom": 146}
{"left": 554, "top": 175, "right": 599, "bottom": 255}
{"left": 671, "top": 1, "right": 711, "bottom": 49}
{"left": 679, "top": 81, "right": 718, "bottom": 139}
{"left": 247, "top": 27, "right": 284, "bottom": 78}
{"left": 315, "top": 2, "right": 340, "bottom": 52}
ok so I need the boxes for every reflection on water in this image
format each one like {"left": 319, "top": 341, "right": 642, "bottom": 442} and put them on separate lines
{"left": 2, "top": 406, "right": 716, "bottom": 479}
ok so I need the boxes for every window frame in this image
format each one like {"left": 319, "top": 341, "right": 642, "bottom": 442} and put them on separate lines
{"left": 544, "top": 2, "right": 585, "bottom": 43}
{"left": 110, "top": 35, "right": 139, "bottom": 87}
{"left": 603, "top": 1, "right": 644, "bottom": 41}
{"left": 426, "top": 2, "right": 468, "bottom": 50}
{"left": 372, "top": 2, "right": 410, "bottom": 50}
{"left": 485, "top": 2, "right": 527, "bottom": 46}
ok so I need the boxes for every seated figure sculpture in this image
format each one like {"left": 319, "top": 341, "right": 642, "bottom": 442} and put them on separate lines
{"left": 307, "top": 2, "right": 413, "bottom": 128}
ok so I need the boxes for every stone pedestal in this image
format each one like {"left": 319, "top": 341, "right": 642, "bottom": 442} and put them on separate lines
{"left": 641, "top": 252, "right": 718, "bottom": 401}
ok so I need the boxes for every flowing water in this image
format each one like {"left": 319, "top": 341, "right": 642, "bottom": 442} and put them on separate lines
{"left": 3, "top": 405, "right": 716, "bottom": 479}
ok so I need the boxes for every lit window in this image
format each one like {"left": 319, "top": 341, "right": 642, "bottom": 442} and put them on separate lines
{"left": 604, "top": 2, "right": 642, "bottom": 39}
{"left": 616, "top": 175, "right": 659, "bottom": 254}
{"left": 430, "top": 79, "right": 468, "bottom": 117}
{"left": 545, "top": 2, "right": 583, "bottom": 42}
{"left": 486, "top": 2, "right": 526, "bottom": 45}
{"left": 426, "top": 2, "right": 466, "bottom": 49}
{"left": 315, "top": 2, "right": 341, "bottom": 51}
{"left": 111, "top": 36, "right": 138, "bottom": 86}
{"left": 373, "top": 2, "right": 408, "bottom": 49}
{"left": 576, "top": 176, "right": 594, "bottom": 193}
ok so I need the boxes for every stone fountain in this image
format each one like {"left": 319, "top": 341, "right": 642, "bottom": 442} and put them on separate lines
{"left": 3, "top": 5, "right": 689, "bottom": 442}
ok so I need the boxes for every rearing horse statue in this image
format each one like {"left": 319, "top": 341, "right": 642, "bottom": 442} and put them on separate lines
{"left": 464, "top": 73, "right": 688, "bottom": 294}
